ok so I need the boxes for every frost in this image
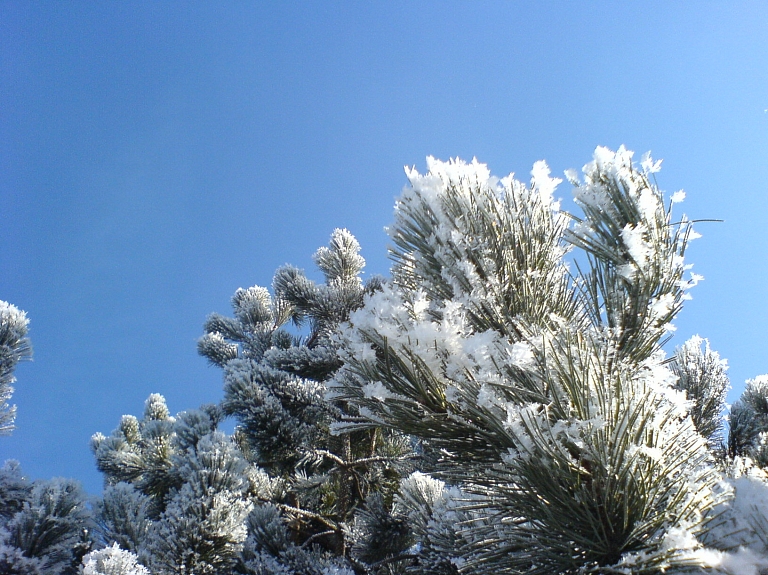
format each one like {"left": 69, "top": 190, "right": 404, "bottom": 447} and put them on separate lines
{"left": 0, "top": 301, "right": 29, "bottom": 339}
{"left": 322, "top": 567, "right": 356, "bottom": 575}
{"left": 637, "top": 187, "right": 659, "bottom": 221}
{"left": 0, "top": 300, "right": 32, "bottom": 435}
{"left": 564, "top": 168, "right": 580, "bottom": 185}
{"left": 411, "top": 290, "right": 430, "bottom": 320}
{"left": 530, "top": 159, "right": 562, "bottom": 210}
{"left": 649, "top": 293, "right": 676, "bottom": 323}
{"left": 461, "top": 330, "right": 498, "bottom": 362}
{"left": 618, "top": 263, "right": 636, "bottom": 279}
{"left": 620, "top": 223, "right": 651, "bottom": 268}
{"left": 507, "top": 341, "right": 534, "bottom": 369}
{"left": 81, "top": 543, "right": 150, "bottom": 575}
{"left": 641, "top": 151, "right": 663, "bottom": 174}
{"left": 362, "top": 381, "right": 394, "bottom": 402}
{"left": 445, "top": 384, "right": 460, "bottom": 403}
{"left": 351, "top": 342, "right": 377, "bottom": 363}
{"left": 688, "top": 228, "right": 703, "bottom": 240}
{"left": 477, "top": 385, "right": 501, "bottom": 410}
{"left": 714, "top": 548, "right": 768, "bottom": 575}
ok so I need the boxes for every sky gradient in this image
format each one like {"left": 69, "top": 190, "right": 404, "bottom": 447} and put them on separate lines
{"left": 2, "top": 1, "right": 767, "bottom": 494}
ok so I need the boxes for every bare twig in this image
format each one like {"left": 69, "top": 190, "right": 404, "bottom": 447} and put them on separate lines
{"left": 258, "top": 498, "right": 339, "bottom": 533}
{"left": 300, "top": 529, "right": 336, "bottom": 549}
{"left": 313, "top": 449, "right": 415, "bottom": 469}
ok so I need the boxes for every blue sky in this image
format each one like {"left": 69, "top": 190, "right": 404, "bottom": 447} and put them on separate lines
{"left": 1, "top": 2, "right": 767, "bottom": 495}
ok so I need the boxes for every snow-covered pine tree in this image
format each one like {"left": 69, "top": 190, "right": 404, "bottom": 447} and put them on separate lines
{"left": 197, "top": 228, "right": 414, "bottom": 572}
{"left": 0, "top": 461, "right": 41, "bottom": 575}
{"left": 91, "top": 395, "right": 266, "bottom": 574}
{"left": 331, "top": 147, "right": 760, "bottom": 573}
{"left": 86, "top": 148, "right": 768, "bottom": 574}
{"left": 80, "top": 543, "right": 150, "bottom": 575}
{"left": 0, "top": 300, "right": 32, "bottom": 435}
{"left": 0, "top": 474, "right": 94, "bottom": 574}
{"left": 89, "top": 231, "right": 413, "bottom": 574}
{"left": 669, "top": 336, "right": 730, "bottom": 448}
{"left": 726, "top": 376, "right": 768, "bottom": 466}
{"left": 0, "top": 303, "right": 96, "bottom": 573}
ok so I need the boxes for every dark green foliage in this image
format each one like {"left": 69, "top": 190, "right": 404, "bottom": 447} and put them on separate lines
{"left": 193, "top": 229, "right": 416, "bottom": 571}
{"left": 352, "top": 493, "right": 411, "bottom": 565}
{"left": 146, "top": 432, "right": 253, "bottom": 575}
{"left": 2, "top": 478, "right": 94, "bottom": 575}
{"left": 0, "top": 544, "right": 44, "bottom": 575}
{"left": 94, "top": 482, "right": 152, "bottom": 557}
{"left": 221, "top": 360, "right": 329, "bottom": 474}
{"left": 670, "top": 336, "right": 729, "bottom": 443}
{"left": 0, "top": 461, "right": 30, "bottom": 521}
{"left": 727, "top": 376, "right": 768, "bottom": 464}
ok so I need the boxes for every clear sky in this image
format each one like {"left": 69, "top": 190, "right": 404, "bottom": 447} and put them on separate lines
{"left": 1, "top": 1, "right": 767, "bottom": 495}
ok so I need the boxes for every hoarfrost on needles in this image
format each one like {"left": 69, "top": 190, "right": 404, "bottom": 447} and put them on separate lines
{"left": 81, "top": 543, "right": 150, "bottom": 575}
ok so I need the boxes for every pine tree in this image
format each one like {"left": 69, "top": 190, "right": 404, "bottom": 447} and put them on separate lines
{"left": 84, "top": 148, "right": 768, "bottom": 574}
{"left": 91, "top": 397, "right": 266, "bottom": 574}
{"left": 1, "top": 303, "right": 96, "bottom": 573}
{"left": 0, "top": 300, "right": 32, "bottom": 435}
{"left": 81, "top": 543, "right": 150, "bottom": 575}
{"left": 197, "top": 228, "right": 413, "bottom": 572}
{"left": 670, "top": 335, "right": 730, "bottom": 447}
{"left": 727, "top": 376, "right": 768, "bottom": 464}
{"left": 331, "top": 148, "right": 760, "bottom": 573}
{"left": 0, "top": 476, "right": 93, "bottom": 574}
{"left": 0, "top": 461, "right": 43, "bottom": 575}
{"left": 94, "top": 482, "right": 152, "bottom": 563}
{"left": 90, "top": 231, "right": 415, "bottom": 574}
{"left": 0, "top": 460, "right": 31, "bottom": 521}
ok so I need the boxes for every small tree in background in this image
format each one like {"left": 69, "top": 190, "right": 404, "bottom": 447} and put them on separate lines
{"left": 670, "top": 335, "right": 730, "bottom": 447}
{"left": 1, "top": 477, "right": 93, "bottom": 574}
{"left": 197, "top": 228, "right": 413, "bottom": 570}
{"left": 0, "top": 300, "right": 32, "bottom": 436}
{"left": 91, "top": 396, "right": 262, "bottom": 574}
{"left": 91, "top": 230, "right": 413, "bottom": 573}
{"left": 727, "top": 376, "right": 768, "bottom": 464}
{"left": 0, "top": 303, "right": 94, "bottom": 574}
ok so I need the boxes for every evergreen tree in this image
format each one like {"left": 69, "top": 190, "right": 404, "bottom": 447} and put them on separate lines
{"left": 85, "top": 148, "right": 768, "bottom": 574}
{"left": 91, "top": 396, "right": 268, "bottom": 574}
{"left": 670, "top": 335, "right": 730, "bottom": 447}
{"left": 726, "top": 376, "right": 768, "bottom": 465}
{"left": 0, "top": 300, "right": 32, "bottom": 435}
{"left": 0, "top": 462, "right": 43, "bottom": 575}
{"left": 0, "top": 303, "right": 95, "bottom": 573}
{"left": 90, "top": 231, "right": 413, "bottom": 574}
{"left": 81, "top": 543, "right": 150, "bottom": 575}
{"left": 93, "top": 481, "right": 153, "bottom": 568}
{"left": 331, "top": 148, "right": 762, "bottom": 573}
{"left": 0, "top": 460, "right": 31, "bottom": 521}
{"left": 197, "top": 228, "right": 413, "bottom": 572}
{"left": 0, "top": 476, "right": 93, "bottom": 574}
